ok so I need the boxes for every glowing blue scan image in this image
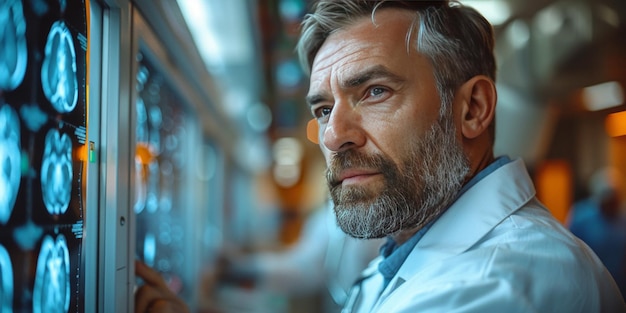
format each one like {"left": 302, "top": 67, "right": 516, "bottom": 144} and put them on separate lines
{"left": 159, "top": 161, "right": 174, "bottom": 213}
{"left": 134, "top": 97, "right": 149, "bottom": 214}
{"left": 133, "top": 161, "right": 147, "bottom": 214}
{"left": 59, "top": 0, "right": 68, "bottom": 13}
{"left": 143, "top": 232, "right": 156, "bottom": 267}
{"left": 0, "top": 244, "right": 13, "bottom": 313}
{"left": 33, "top": 234, "right": 70, "bottom": 313}
{"left": 145, "top": 161, "right": 160, "bottom": 214}
{"left": 148, "top": 105, "right": 162, "bottom": 155}
{"left": 40, "top": 129, "right": 73, "bottom": 215}
{"left": 19, "top": 104, "right": 49, "bottom": 132}
{"left": 13, "top": 220, "right": 44, "bottom": 251}
{"left": 29, "top": 0, "right": 51, "bottom": 16}
{"left": 41, "top": 20, "right": 78, "bottom": 113}
{"left": 136, "top": 97, "right": 149, "bottom": 145}
{"left": 0, "top": 104, "right": 21, "bottom": 225}
{"left": 0, "top": 0, "right": 28, "bottom": 91}
{"left": 136, "top": 65, "right": 150, "bottom": 95}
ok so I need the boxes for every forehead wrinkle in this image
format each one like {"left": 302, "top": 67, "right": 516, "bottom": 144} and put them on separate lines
{"left": 340, "top": 64, "right": 406, "bottom": 90}
{"left": 307, "top": 59, "right": 337, "bottom": 108}
{"left": 307, "top": 45, "right": 360, "bottom": 107}
{"left": 307, "top": 10, "right": 415, "bottom": 108}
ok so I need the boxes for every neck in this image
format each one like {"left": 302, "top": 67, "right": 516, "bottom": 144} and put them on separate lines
{"left": 391, "top": 228, "right": 420, "bottom": 245}
{"left": 464, "top": 147, "right": 494, "bottom": 185}
{"left": 475, "top": 151, "right": 494, "bottom": 175}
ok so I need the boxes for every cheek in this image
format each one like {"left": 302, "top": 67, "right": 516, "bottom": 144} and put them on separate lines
{"left": 369, "top": 116, "right": 430, "bottom": 160}
{"left": 365, "top": 114, "right": 413, "bottom": 144}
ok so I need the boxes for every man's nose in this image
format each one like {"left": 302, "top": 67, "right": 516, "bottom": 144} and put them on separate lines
{"left": 321, "top": 102, "right": 365, "bottom": 152}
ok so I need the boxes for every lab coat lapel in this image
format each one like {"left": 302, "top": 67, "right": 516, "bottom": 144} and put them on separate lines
{"left": 371, "top": 158, "right": 536, "bottom": 311}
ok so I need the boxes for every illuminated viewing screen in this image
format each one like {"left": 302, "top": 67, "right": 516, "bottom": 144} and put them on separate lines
{"left": 0, "top": 0, "right": 88, "bottom": 312}
{"left": 134, "top": 50, "right": 192, "bottom": 301}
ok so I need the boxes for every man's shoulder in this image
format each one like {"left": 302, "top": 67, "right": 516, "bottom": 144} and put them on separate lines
{"left": 420, "top": 200, "right": 590, "bottom": 275}
{"left": 386, "top": 204, "right": 624, "bottom": 312}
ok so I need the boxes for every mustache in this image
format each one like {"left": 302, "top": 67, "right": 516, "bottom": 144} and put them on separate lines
{"left": 325, "top": 150, "right": 394, "bottom": 187}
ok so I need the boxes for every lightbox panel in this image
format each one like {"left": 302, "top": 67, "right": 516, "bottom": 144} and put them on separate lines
{"left": 0, "top": 0, "right": 88, "bottom": 312}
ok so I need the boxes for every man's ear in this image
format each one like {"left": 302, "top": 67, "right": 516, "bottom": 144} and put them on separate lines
{"left": 457, "top": 75, "right": 497, "bottom": 139}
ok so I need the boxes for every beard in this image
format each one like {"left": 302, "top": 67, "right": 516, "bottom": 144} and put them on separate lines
{"left": 326, "top": 114, "right": 470, "bottom": 239}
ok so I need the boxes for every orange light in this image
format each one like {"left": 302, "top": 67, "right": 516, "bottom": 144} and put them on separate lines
{"left": 306, "top": 119, "right": 319, "bottom": 144}
{"left": 606, "top": 111, "right": 626, "bottom": 137}
{"left": 135, "top": 143, "right": 156, "bottom": 165}
{"left": 74, "top": 144, "right": 88, "bottom": 161}
{"left": 535, "top": 159, "right": 573, "bottom": 224}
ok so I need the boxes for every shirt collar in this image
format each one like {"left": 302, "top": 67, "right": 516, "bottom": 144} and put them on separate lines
{"left": 377, "top": 155, "right": 512, "bottom": 288}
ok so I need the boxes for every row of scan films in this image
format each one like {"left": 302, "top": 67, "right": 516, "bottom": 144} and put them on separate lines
{"left": 2, "top": 0, "right": 88, "bottom": 312}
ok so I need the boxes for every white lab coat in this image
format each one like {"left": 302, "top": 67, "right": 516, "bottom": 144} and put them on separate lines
{"left": 348, "top": 158, "right": 626, "bottom": 313}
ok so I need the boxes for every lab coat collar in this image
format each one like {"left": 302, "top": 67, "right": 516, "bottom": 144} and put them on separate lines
{"left": 375, "top": 158, "right": 536, "bottom": 306}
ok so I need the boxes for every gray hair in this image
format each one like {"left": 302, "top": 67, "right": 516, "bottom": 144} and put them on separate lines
{"left": 296, "top": 0, "right": 496, "bottom": 118}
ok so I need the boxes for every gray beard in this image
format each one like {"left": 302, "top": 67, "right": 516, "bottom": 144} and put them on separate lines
{"left": 327, "top": 115, "right": 470, "bottom": 239}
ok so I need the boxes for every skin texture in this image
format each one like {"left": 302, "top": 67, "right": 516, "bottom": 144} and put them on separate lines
{"left": 135, "top": 261, "right": 190, "bottom": 313}
{"left": 307, "top": 8, "right": 496, "bottom": 243}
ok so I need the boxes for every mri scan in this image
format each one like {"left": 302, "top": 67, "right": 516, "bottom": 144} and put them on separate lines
{"left": 41, "top": 20, "right": 78, "bottom": 114}
{"left": 40, "top": 129, "right": 73, "bottom": 215}
{"left": 32, "top": 234, "right": 70, "bottom": 313}
{"left": 0, "top": 244, "right": 13, "bottom": 313}
{"left": 0, "top": 104, "right": 21, "bottom": 225}
{"left": 0, "top": 0, "right": 28, "bottom": 91}
{"left": 2, "top": 1, "right": 87, "bottom": 312}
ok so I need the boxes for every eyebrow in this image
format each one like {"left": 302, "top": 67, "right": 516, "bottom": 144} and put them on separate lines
{"left": 342, "top": 65, "right": 404, "bottom": 89}
{"left": 306, "top": 94, "right": 327, "bottom": 107}
{"left": 306, "top": 65, "right": 404, "bottom": 107}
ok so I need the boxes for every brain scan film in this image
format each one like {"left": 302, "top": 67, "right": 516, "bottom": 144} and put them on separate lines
{"left": 33, "top": 234, "right": 70, "bottom": 313}
{"left": 2, "top": 1, "right": 87, "bottom": 312}
{"left": 0, "top": 104, "right": 21, "bottom": 225}
{"left": 40, "top": 129, "right": 73, "bottom": 215}
{"left": 0, "top": 0, "right": 28, "bottom": 91}
{"left": 41, "top": 20, "right": 78, "bottom": 113}
{"left": 0, "top": 244, "right": 13, "bottom": 313}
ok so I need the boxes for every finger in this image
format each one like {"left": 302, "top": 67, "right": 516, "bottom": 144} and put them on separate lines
{"left": 135, "top": 261, "right": 168, "bottom": 289}
{"left": 134, "top": 284, "right": 161, "bottom": 313}
{"left": 149, "top": 299, "right": 190, "bottom": 313}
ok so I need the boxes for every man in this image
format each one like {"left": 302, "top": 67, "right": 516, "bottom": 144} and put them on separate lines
{"left": 298, "top": 0, "right": 625, "bottom": 312}
{"left": 135, "top": 1, "right": 625, "bottom": 312}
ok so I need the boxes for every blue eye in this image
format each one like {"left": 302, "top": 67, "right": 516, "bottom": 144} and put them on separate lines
{"left": 313, "top": 107, "right": 332, "bottom": 119}
{"left": 370, "top": 87, "right": 386, "bottom": 96}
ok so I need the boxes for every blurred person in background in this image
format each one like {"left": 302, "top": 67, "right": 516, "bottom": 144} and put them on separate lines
{"left": 135, "top": 1, "right": 625, "bottom": 312}
{"left": 216, "top": 200, "right": 384, "bottom": 312}
{"left": 568, "top": 167, "right": 626, "bottom": 300}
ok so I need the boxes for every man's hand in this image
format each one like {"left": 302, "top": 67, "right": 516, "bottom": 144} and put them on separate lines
{"left": 135, "top": 261, "right": 190, "bottom": 313}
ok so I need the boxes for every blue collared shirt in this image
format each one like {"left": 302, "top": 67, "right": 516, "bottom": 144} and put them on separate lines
{"left": 377, "top": 156, "right": 512, "bottom": 289}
